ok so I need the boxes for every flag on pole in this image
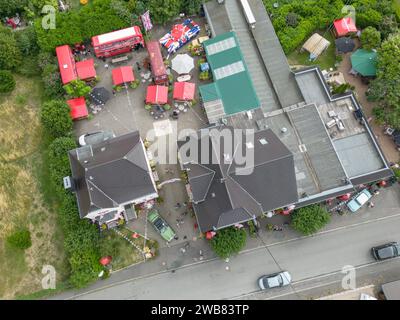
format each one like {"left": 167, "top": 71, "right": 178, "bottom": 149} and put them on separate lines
{"left": 141, "top": 10, "right": 153, "bottom": 31}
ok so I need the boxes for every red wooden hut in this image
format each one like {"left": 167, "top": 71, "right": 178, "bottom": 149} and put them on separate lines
{"left": 67, "top": 97, "right": 88, "bottom": 120}
{"left": 146, "top": 85, "right": 168, "bottom": 105}
{"left": 333, "top": 17, "right": 357, "bottom": 38}
{"left": 76, "top": 59, "right": 97, "bottom": 81}
{"left": 173, "top": 82, "right": 195, "bottom": 101}
{"left": 112, "top": 66, "right": 135, "bottom": 86}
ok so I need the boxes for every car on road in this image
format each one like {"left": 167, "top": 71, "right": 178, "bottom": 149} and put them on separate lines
{"left": 258, "top": 271, "right": 292, "bottom": 290}
{"left": 371, "top": 242, "right": 400, "bottom": 261}
{"left": 346, "top": 189, "right": 372, "bottom": 213}
{"left": 147, "top": 209, "right": 176, "bottom": 242}
{"left": 78, "top": 130, "right": 115, "bottom": 146}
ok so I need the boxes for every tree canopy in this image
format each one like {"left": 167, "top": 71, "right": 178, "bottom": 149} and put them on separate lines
{"left": 0, "top": 27, "right": 22, "bottom": 70}
{"left": 291, "top": 205, "right": 330, "bottom": 235}
{"left": 360, "top": 26, "right": 381, "bottom": 51}
{"left": 40, "top": 100, "right": 73, "bottom": 138}
{"left": 210, "top": 226, "right": 247, "bottom": 259}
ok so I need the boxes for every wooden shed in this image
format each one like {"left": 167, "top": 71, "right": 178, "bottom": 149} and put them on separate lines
{"left": 301, "top": 33, "right": 331, "bottom": 60}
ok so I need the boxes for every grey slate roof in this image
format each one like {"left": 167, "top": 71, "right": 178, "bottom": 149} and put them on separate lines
{"left": 178, "top": 126, "right": 298, "bottom": 232}
{"left": 69, "top": 131, "right": 157, "bottom": 218}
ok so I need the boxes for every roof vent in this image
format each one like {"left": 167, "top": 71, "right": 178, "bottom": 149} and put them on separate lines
{"left": 63, "top": 64, "right": 68, "bottom": 69}
{"left": 101, "top": 147, "right": 106, "bottom": 152}
{"left": 89, "top": 176, "right": 94, "bottom": 180}
{"left": 259, "top": 138, "right": 268, "bottom": 145}
{"left": 211, "top": 192, "right": 216, "bottom": 198}
{"left": 246, "top": 142, "right": 254, "bottom": 149}
{"left": 223, "top": 153, "right": 231, "bottom": 162}
{"left": 281, "top": 127, "right": 288, "bottom": 133}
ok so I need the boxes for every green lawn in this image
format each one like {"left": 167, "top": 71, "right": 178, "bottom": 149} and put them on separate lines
{"left": 287, "top": 31, "right": 338, "bottom": 71}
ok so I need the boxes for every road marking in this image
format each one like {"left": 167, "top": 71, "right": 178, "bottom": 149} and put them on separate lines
{"left": 229, "top": 257, "right": 400, "bottom": 300}
{"left": 64, "top": 212, "right": 400, "bottom": 300}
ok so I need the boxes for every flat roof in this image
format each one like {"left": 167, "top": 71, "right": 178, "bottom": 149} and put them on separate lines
{"left": 382, "top": 280, "right": 400, "bottom": 300}
{"left": 200, "top": 32, "right": 260, "bottom": 118}
{"left": 93, "top": 27, "right": 139, "bottom": 46}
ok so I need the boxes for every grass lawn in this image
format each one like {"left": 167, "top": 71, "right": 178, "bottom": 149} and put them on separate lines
{"left": 0, "top": 75, "right": 68, "bottom": 299}
{"left": 99, "top": 227, "right": 159, "bottom": 271}
{"left": 287, "top": 31, "right": 338, "bottom": 70}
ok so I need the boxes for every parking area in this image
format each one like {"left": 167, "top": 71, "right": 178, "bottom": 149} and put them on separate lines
{"left": 72, "top": 18, "right": 210, "bottom": 247}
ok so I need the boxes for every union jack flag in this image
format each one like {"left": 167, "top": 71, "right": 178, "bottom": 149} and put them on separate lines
{"left": 141, "top": 10, "right": 153, "bottom": 32}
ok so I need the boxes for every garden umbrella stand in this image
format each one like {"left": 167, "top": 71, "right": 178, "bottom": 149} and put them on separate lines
{"left": 89, "top": 87, "right": 110, "bottom": 106}
{"left": 171, "top": 54, "right": 194, "bottom": 75}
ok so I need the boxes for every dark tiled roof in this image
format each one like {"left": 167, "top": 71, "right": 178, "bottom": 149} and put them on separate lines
{"left": 69, "top": 131, "right": 157, "bottom": 218}
{"left": 178, "top": 126, "right": 298, "bottom": 232}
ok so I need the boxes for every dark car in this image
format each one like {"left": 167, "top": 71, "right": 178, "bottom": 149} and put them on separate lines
{"left": 371, "top": 242, "right": 400, "bottom": 261}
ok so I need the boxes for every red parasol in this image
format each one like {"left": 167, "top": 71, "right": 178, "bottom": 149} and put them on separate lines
{"left": 99, "top": 256, "right": 112, "bottom": 266}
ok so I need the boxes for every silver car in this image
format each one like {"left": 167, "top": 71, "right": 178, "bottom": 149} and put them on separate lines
{"left": 258, "top": 271, "right": 292, "bottom": 290}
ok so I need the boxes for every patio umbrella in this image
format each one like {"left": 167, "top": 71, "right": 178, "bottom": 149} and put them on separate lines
{"left": 89, "top": 87, "right": 110, "bottom": 106}
{"left": 335, "top": 37, "right": 355, "bottom": 54}
{"left": 350, "top": 49, "right": 377, "bottom": 77}
{"left": 171, "top": 53, "right": 194, "bottom": 75}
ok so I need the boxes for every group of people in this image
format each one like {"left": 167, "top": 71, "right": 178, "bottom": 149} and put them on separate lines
{"left": 73, "top": 44, "right": 91, "bottom": 56}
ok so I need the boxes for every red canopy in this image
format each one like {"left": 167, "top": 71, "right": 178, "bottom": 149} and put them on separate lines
{"left": 56, "top": 45, "right": 77, "bottom": 84}
{"left": 146, "top": 85, "right": 168, "bottom": 105}
{"left": 338, "top": 193, "right": 351, "bottom": 201}
{"left": 76, "top": 59, "right": 96, "bottom": 80}
{"left": 173, "top": 82, "right": 195, "bottom": 101}
{"left": 334, "top": 17, "right": 357, "bottom": 37}
{"left": 112, "top": 66, "right": 135, "bottom": 85}
{"left": 67, "top": 97, "right": 88, "bottom": 120}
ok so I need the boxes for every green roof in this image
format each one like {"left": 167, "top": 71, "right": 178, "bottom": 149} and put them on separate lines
{"left": 199, "top": 32, "right": 260, "bottom": 116}
{"left": 350, "top": 49, "right": 377, "bottom": 77}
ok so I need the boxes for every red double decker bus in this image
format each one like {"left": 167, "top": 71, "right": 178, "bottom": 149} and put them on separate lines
{"left": 92, "top": 26, "right": 144, "bottom": 58}
{"left": 146, "top": 41, "right": 168, "bottom": 85}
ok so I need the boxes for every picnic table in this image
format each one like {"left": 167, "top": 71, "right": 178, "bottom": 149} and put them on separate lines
{"left": 111, "top": 55, "right": 129, "bottom": 64}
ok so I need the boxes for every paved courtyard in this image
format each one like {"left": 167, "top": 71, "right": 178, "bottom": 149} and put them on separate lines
{"left": 72, "top": 18, "right": 209, "bottom": 248}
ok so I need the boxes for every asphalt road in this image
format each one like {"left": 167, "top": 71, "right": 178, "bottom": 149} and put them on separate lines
{"left": 68, "top": 211, "right": 400, "bottom": 300}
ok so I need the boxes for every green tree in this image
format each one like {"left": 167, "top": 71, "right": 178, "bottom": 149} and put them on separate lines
{"left": 42, "top": 64, "right": 64, "bottom": 98}
{"left": 63, "top": 79, "right": 91, "bottom": 98}
{"left": 14, "top": 26, "right": 39, "bottom": 56}
{"left": 181, "top": 0, "right": 203, "bottom": 15}
{"left": 148, "top": 0, "right": 181, "bottom": 25}
{"left": 291, "top": 205, "right": 330, "bottom": 235}
{"left": 0, "top": 28, "right": 22, "bottom": 70}
{"left": 0, "top": 0, "right": 27, "bottom": 17}
{"left": 360, "top": 27, "right": 381, "bottom": 51}
{"left": 40, "top": 100, "right": 73, "bottom": 137}
{"left": 210, "top": 226, "right": 247, "bottom": 259}
{"left": 6, "top": 229, "right": 32, "bottom": 250}
{"left": 0, "top": 70, "right": 16, "bottom": 93}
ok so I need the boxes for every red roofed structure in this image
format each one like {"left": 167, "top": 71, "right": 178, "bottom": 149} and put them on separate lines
{"left": 173, "top": 82, "right": 195, "bottom": 101}
{"left": 333, "top": 17, "right": 358, "bottom": 38}
{"left": 56, "top": 45, "right": 77, "bottom": 84}
{"left": 146, "top": 85, "right": 168, "bottom": 105}
{"left": 76, "top": 59, "right": 96, "bottom": 81}
{"left": 146, "top": 41, "right": 168, "bottom": 85}
{"left": 112, "top": 66, "right": 135, "bottom": 86}
{"left": 67, "top": 97, "right": 88, "bottom": 120}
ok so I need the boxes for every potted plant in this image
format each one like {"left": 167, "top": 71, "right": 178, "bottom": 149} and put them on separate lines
{"left": 163, "top": 104, "right": 171, "bottom": 111}
{"left": 130, "top": 79, "right": 140, "bottom": 89}
{"left": 145, "top": 104, "right": 152, "bottom": 110}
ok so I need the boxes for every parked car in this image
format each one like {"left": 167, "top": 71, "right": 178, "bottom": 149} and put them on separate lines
{"left": 147, "top": 209, "right": 176, "bottom": 242}
{"left": 371, "top": 242, "right": 400, "bottom": 261}
{"left": 78, "top": 131, "right": 115, "bottom": 146}
{"left": 258, "top": 271, "right": 292, "bottom": 290}
{"left": 346, "top": 189, "right": 372, "bottom": 213}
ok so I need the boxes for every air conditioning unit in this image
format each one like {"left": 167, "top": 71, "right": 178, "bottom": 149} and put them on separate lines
{"left": 63, "top": 176, "right": 75, "bottom": 191}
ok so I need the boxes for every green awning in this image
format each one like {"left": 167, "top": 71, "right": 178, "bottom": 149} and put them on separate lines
{"left": 350, "top": 49, "right": 377, "bottom": 77}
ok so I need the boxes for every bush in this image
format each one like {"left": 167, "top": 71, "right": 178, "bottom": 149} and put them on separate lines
{"left": 40, "top": 100, "right": 73, "bottom": 138}
{"left": 0, "top": 70, "right": 16, "bottom": 93}
{"left": 210, "top": 226, "right": 247, "bottom": 259}
{"left": 360, "top": 27, "right": 381, "bottom": 51}
{"left": 7, "top": 229, "right": 32, "bottom": 250}
{"left": 14, "top": 26, "right": 39, "bottom": 56}
{"left": 291, "top": 205, "right": 330, "bottom": 236}
{"left": 63, "top": 79, "right": 91, "bottom": 98}
{"left": 0, "top": 28, "right": 22, "bottom": 70}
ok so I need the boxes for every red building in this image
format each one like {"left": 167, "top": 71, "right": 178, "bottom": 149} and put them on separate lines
{"left": 146, "top": 41, "right": 168, "bottom": 85}
{"left": 92, "top": 26, "right": 144, "bottom": 58}
{"left": 56, "top": 45, "right": 78, "bottom": 84}
{"left": 333, "top": 17, "right": 358, "bottom": 38}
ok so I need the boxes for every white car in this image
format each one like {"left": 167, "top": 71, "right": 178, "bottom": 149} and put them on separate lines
{"left": 258, "top": 271, "right": 292, "bottom": 290}
{"left": 78, "top": 131, "right": 115, "bottom": 147}
{"left": 346, "top": 189, "right": 372, "bottom": 213}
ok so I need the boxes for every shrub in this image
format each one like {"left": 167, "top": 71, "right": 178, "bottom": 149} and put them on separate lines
{"left": 63, "top": 79, "right": 91, "bottom": 98}
{"left": 0, "top": 70, "right": 16, "bottom": 93}
{"left": 210, "top": 226, "right": 247, "bottom": 259}
{"left": 14, "top": 26, "right": 39, "bottom": 56}
{"left": 0, "top": 29, "right": 22, "bottom": 70}
{"left": 7, "top": 229, "right": 32, "bottom": 250}
{"left": 130, "top": 79, "right": 140, "bottom": 89}
{"left": 361, "top": 27, "right": 381, "bottom": 51}
{"left": 291, "top": 205, "right": 330, "bottom": 236}
{"left": 40, "top": 100, "right": 73, "bottom": 138}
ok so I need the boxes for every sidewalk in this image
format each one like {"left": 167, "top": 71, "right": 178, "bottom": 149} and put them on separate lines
{"left": 51, "top": 184, "right": 400, "bottom": 300}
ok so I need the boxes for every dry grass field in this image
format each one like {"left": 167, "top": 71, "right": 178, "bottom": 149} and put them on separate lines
{"left": 0, "top": 76, "right": 68, "bottom": 299}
